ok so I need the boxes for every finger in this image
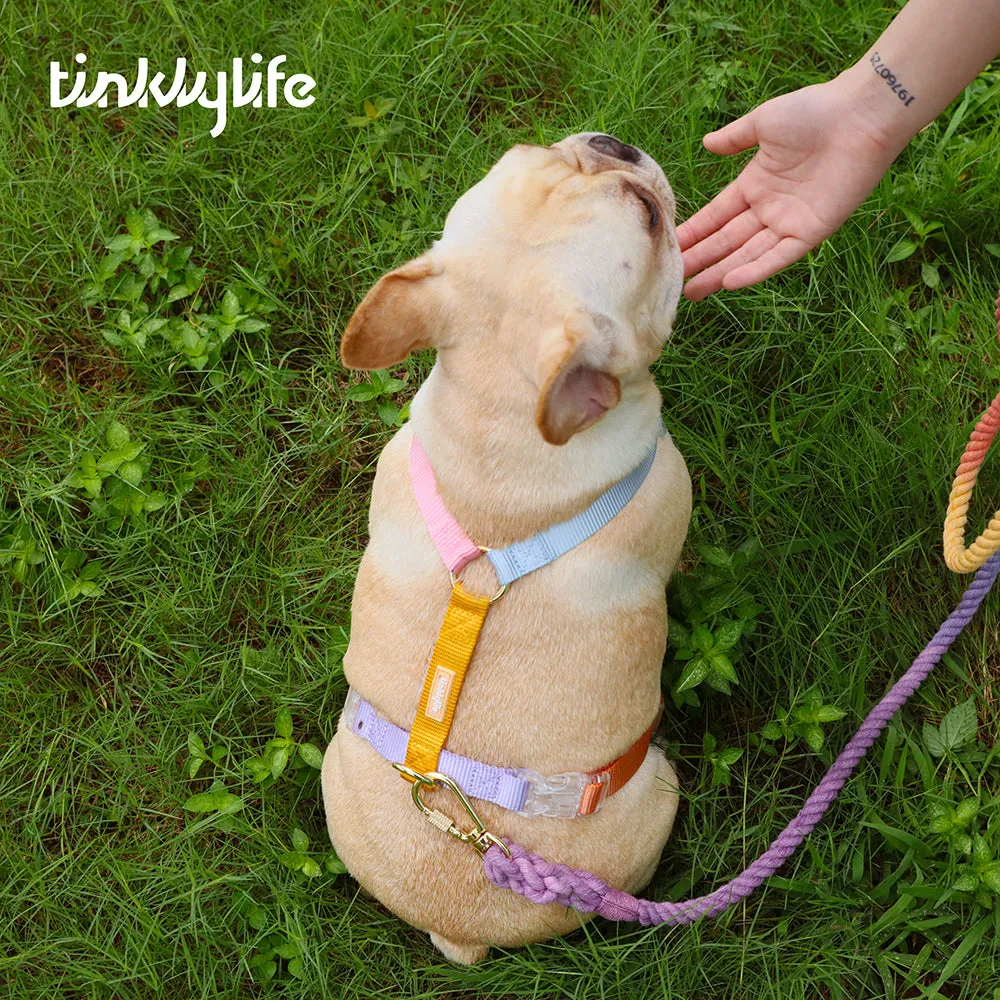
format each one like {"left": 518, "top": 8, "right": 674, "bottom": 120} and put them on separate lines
{"left": 682, "top": 208, "right": 763, "bottom": 279}
{"left": 703, "top": 111, "right": 759, "bottom": 157}
{"left": 676, "top": 179, "right": 749, "bottom": 252}
{"left": 682, "top": 229, "right": 781, "bottom": 302}
{"left": 721, "top": 236, "right": 811, "bottom": 290}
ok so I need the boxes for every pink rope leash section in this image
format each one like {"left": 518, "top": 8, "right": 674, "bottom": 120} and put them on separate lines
{"left": 481, "top": 290, "right": 1000, "bottom": 927}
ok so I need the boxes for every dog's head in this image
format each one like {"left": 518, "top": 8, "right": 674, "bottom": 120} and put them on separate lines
{"left": 341, "top": 132, "right": 683, "bottom": 444}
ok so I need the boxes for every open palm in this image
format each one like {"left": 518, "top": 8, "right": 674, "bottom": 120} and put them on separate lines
{"left": 677, "top": 81, "right": 902, "bottom": 301}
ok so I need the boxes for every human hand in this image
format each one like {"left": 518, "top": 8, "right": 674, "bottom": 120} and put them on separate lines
{"left": 677, "top": 78, "right": 904, "bottom": 301}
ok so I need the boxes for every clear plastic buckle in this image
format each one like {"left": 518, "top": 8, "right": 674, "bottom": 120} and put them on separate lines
{"left": 341, "top": 687, "right": 362, "bottom": 731}
{"left": 515, "top": 768, "right": 609, "bottom": 819}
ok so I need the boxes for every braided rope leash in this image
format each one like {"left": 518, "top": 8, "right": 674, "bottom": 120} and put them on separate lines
{"left": 943, "top": 294, "right": 1000, "bottom": 573}
{"left": 482, "top": 291, "right": 1000, "bottom": 926}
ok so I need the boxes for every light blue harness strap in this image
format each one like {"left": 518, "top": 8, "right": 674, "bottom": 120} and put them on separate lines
{"left": 486, "top": 430, "right": 661, "bottom": 586}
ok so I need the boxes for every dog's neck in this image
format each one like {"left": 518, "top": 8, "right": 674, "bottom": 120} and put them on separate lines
{"left": 407, "top": 345, "right": 663, "bottom": 546}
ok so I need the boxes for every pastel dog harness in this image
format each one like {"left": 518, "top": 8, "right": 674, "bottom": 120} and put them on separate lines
{"left": 346, "top": 428, "right": 665, "bottom": 824}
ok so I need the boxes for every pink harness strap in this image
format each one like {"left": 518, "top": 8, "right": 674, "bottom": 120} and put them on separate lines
{"left": 409, "top": 435, "right": 482, "bottom": 574}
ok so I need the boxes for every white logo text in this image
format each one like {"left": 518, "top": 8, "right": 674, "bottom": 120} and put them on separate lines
{"left": 49, "top": 53, "right": 317, "bottom": 137}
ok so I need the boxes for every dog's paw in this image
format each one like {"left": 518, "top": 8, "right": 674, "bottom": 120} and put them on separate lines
{"left": 429, "top": 932, "right": 489, "bottom": 965}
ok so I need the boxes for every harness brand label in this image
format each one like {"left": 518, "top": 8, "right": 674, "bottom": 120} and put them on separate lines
{"left": 426, "top": 666, "right": 455, "bottom": 722}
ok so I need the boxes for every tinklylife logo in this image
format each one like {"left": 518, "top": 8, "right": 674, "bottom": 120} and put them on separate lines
{"left": 49, "top": 53, "right": 317, "bottom": 137}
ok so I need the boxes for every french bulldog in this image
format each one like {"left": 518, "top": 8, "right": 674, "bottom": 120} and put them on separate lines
{"left": 322, "top": 133, "right": 692, "bottom": 963}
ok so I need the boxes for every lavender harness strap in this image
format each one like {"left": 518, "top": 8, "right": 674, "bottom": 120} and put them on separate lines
{"left": 482, "top": 550, "right": 1000, "bottom": 924}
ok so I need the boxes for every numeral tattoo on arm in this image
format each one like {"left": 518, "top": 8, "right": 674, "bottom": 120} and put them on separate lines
{"left": 870, "top": 51, "right": 916, "bottom": 106}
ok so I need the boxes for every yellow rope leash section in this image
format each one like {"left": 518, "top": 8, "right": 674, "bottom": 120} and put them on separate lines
{"left": 942, "top": 295, "right": 1000, "bottom": 574}
{"left": 403, "top": 582, "right": 491, "bottom": 777}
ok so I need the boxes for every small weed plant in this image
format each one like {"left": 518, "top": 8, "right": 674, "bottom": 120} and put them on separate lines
{"left": 66, "top": 418, "right": 167, "bottom": 522}
{"left": 0, "top": 520, "right": 104, "bottom": 603}
{"left": 2, "top": 418, "right": 207, "bottom": 607}
{"left": 885, "top": 205, "right": 948, "bottom": 289}
{"left": 701, "top": 731, "right": 744, "bottom": 787}
{"left": 758, "top": 686, "right": 848, "bottom": 754}
{"left": 346, "top": 367, "right": 410, "bottom": 426}
{"left": 244, "top": 705, "right": 327, "bottom": 789}
{"left": 85, "top": 208, "right": 276, "bottom": 377}
{"left": 183, "top": 702, "right": 346, "bottom": 984}
{"left": 664, "top": 536, "right": 763, "bottom": 708}
{"left": 892, "top": 697, "right": 1000, "bottom": 909}
{"left": 917, "top": 697, "right": 1000, "bottom": 907}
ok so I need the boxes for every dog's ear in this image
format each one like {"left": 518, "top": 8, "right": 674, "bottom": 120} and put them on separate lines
{"left": 340, "top": 255, "right": 446, "bottom": 370}
{"left": 535, "top": 310, "right": 621, "bottom": 446}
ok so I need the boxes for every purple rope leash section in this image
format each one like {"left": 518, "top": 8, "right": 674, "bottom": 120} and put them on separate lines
{"left": 483, "top": 550, "right": 1000, "bottom": 925}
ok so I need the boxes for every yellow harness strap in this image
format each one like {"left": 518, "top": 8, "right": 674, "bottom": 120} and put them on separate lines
{"left": 403, "top": 582, "right": 491, "bottom": 777}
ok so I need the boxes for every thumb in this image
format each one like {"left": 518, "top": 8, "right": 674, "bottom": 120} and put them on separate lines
{"left": 703, "top": 110, "right": 759, "bottom": 156}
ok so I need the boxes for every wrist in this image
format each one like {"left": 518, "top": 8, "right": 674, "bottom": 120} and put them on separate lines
{"left": 833, "top": 59, "right": 921, "bottom": 160}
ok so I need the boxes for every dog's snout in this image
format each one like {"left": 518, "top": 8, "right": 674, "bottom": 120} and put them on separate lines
{"left": 587, "top": 134, "right": 641, "bottom": 164}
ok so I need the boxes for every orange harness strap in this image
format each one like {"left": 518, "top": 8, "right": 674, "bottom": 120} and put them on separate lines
{"left": 403, "top": 582, "right": 490, "bottom": 777}
{"left": 578, "top": 701, "right": 664, "bottom": 815}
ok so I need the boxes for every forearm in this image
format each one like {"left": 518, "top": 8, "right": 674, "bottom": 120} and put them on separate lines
{"left": 837, "top": 0, "right": 1000, "bottom": 155}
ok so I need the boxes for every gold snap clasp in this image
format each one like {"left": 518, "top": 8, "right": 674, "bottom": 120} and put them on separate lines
{"left": 393, "top": 763, "right": 511, "bottom": 857}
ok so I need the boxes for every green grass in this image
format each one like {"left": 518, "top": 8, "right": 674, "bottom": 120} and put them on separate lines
{"left": 3, "top": 0, "right": 1000, "bottom": 996}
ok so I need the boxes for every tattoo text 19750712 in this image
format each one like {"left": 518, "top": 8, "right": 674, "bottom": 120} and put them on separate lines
{"left": 870, "top": 51, "right": 917, "bottom": 106}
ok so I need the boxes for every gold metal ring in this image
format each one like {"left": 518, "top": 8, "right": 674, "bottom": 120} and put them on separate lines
{"left": 449, "top": 545, "right": 507, "bottom": 603}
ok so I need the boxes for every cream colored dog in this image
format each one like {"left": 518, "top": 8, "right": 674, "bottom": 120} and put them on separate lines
{"left": 322, "top": 132, "right": 692, "bottom": 963}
